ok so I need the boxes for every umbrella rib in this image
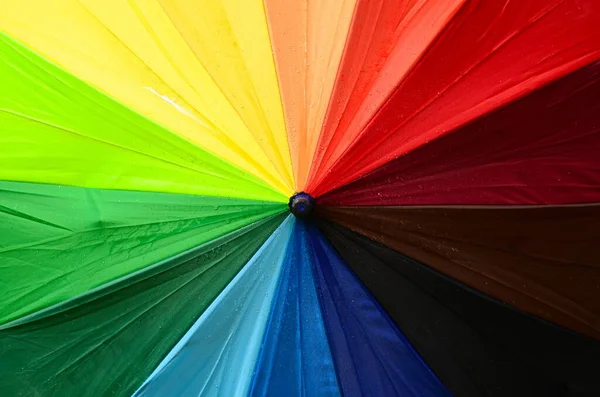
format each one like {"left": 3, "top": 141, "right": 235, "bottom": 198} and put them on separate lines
{"left": 72, "top": 0, "right": 283, "bottom": 190}
{"left": 312, "top": 0, "right": 568, "bottom": 193}
{"left": 127, "top": 0, "right": 284, "bottom": 190}
{"left": 0, "top": 107, "right": 237, "bottom": 182}
{"left": 155, "top": 1, "right": 294, "bottom": 192}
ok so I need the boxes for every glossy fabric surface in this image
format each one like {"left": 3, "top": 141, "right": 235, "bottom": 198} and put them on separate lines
{"left": 318, "top": 220, "right": 600, "bottom": 397}
{"left": 307, "top": 222, "right": 452, "bottom": 397}
{"left": 250, "top": 219, "right": 340, "bottom": 397}
{"left": 0, "top": 181, "right": 285, "bottom": 325}
{"left": 319, "top": 61, "right": 600, "bottom": 206}
{"left": 1, "top": 0, "right": 600, "bottom": 395}
{"left": 0, "top": 215, "right": 284, "bottom": 397}
{"left": 318, "top": 205, "right": 600, "bottom": 339}
{"left": 135, "top": 217, "right": 292, "bottom": 397}
{"left": 0, "top": 1, "right": 294, "bottom": 194}
{"left": 264, "top": 0, "right": 356, "bottom": 189}
{"left": 0, "top": 32, "right": 285, "bottom": 201}
{"left": 308, "top": 0, "right": 464, "bottom": 188}
{"left": 309, "top": 0, "right": 600, "bottom": 195}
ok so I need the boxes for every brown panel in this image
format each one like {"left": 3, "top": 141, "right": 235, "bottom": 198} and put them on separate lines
{"left": 317, "top": 205, "right": 600, "bottom": 339}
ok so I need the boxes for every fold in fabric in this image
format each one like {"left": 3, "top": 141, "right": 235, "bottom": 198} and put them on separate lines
{"left": 264, "top": 0, "right": 356, "bottom": 189}
{"left": 250, "top": 218, "right": 340, "bottom": 397}
{"left": 309, "top": 0, "right": 600, "bottom": 196}
{"left": 0, "top": 214, "right": 284, "bottom": 397}
{"left": 0, "top": 181, "right": 286, "bottom": 325}
{"left": 0, "top": 0, "right": 294, "bottom": 194}
{"left": 0, "top": 31, "right": 286, "bottom": 201}
{"left": 157, "top": 0, "right": 294, "bottom": 192}
{"left": 317, "top": 220, "right": 600, "bottom": 397}
{"left": 135, "top": 216, "right": 293, "bottom": 397}
{"left": 318, "top": 205, "right": 600, "bottom": 340}
{"left": 308, "top": 0, "right": 464, "bottom": 188}
{"left": 305, "top": 221, "right": 451, "bottom": 397}
{"left": 319, "top": 61, "right": 600, "bottom": 206}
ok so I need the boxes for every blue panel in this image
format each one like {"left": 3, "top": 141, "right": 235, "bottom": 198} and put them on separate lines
{"left": 134, "top": 216, "right": 294, "bottom": 397}
{"left": 250, "top": 219, "right": 340, "bottom": 397}
{"left": 306, "top": 222, "right": 453, "bottom": 397}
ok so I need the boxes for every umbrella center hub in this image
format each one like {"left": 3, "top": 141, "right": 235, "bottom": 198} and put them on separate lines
{"left": 289, "top": 192, "right": 315, "bottom": 218}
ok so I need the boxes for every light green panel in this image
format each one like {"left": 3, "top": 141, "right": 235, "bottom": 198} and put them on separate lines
{"left": 0, "top": 32, "right": 286, "bottom": 202}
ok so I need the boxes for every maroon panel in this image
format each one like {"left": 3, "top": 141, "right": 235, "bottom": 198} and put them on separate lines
{"left": 317, "top": 204, "right": 600, "bottom": 340}
{"left": 307, "top": 0, "right": 464, "bottom": 188}
{"left": 319, "top": 61, "right": 600, "bottom": 206}
{"left": 310, "top": 0, "right": 600, "bottom": 198}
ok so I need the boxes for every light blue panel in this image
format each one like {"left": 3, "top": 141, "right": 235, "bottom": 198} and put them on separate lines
{"left": 134, "top": 215, "right": 294, "bottom": 397}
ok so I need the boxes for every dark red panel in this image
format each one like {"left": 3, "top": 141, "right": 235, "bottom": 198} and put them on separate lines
{"left": 317, "top": 204, "right": 600, "bottom": 340}
{"left": 309, "top": 0, "right": 600, "bottom": 197}
{"left": 319, "top": 61, "right": 600, "bottom": 205}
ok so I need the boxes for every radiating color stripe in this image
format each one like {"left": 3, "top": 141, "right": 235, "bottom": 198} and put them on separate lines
{"left": 264, "top": 0, "right": 356, "bottom": 190}
{"left": 318, "top": 219, "right": 600, "bottom": 397}
{"left": 0, "top": 0, "right": 294, "bottom": 194}
{"left": 135, "top": 216, "right": 293, "bottom": 397}
{"left": 250, "top": 218, "right": 340, "bottom": 397}
{"left": 309, "top": 0, "right": 600, "bottom": 196}
{"left": 0, "top": 215, "right": 284, "bottom": 397}
{"left": 307, "top": 0, "right": 465, "bottom": 191}
{"left": 305, "top": 222, "right": 451, "bottom": 397}
{"left": 0, "top": 181, "right": 286, "bottom": 325}
{"left": 0, "top": 31, "right": 286, "bottom": 202}
{"left": 318, "top": 61, "right": 600, "bottom": 206}
{"left": 319, "top": 205, "right": 600, "bottom": 340}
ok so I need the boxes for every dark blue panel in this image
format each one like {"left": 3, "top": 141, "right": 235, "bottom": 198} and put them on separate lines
{"left": 250, "top": 219, "right": 340, "bottom": 397}
{"left": 306, "top": 222, "right": 452, "bottom": 397}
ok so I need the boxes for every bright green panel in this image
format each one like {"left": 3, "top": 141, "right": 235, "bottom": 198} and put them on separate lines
{"left": 0, "top": 213, "right": 285, "bottom": 397}
{"left": 0, "top": 180, "right": 286, "bottom": 325}
{"left": 0, "top": 32, "right": 286, "bottom": 202}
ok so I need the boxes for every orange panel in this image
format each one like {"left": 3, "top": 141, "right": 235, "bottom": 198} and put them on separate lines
{"left": 264, "top": 0, "right": 356, "bottom": 191}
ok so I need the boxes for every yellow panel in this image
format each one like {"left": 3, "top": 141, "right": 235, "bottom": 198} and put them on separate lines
{"left": 0, "top": 0, "right": 294, "bottom": 195}
{"left": 158, "top": 0, "right": 294, "bottom": 191}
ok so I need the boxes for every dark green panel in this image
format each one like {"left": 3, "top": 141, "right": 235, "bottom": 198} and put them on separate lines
{"left": 0, "top": 213, "right": 286, "bottom": 397}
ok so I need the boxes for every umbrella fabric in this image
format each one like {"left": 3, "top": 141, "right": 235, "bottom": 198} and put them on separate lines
{"left": 316, "top": 219, "right": 600, "bottom": 397}
{"left": 308, "top": 0, "right": 600, "bottom": 195}
{"left": 263, "top": 0, "right": 356, "bottom": 190}
{"left": 134, "top": 217, "right": 293, "bottom": 397}
{"left": 1, "top": 1, "right": 600, "bottom": 397}
{"left": 317, "top": 205, "right": 600, "bottom": 339}
{"left": 0, "top": 181, "right": 286, "bottom": 325}
{"left": 135, "top": 218, "right": 451, "bottom": 397}
{"left": 306, "top": 221, "right": 452, "bottom": 397}
{"left": 0, "top": 32, "right": 285, "bottom": 201}
{"left": 0, "top": 214, "right": 285, "bottom": 396}
{"left": 317, "top": 61, "right": 600, "bottom": 206}
{"left": 250, "top": 220, "right": 339, "bottom": 397}
{"left": 0, "top": 1, "right": 294, "bottom": 195}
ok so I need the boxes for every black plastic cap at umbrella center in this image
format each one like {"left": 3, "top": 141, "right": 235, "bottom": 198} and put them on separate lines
{"left": 289, "top": 192, "right": 315, "bottom": 218}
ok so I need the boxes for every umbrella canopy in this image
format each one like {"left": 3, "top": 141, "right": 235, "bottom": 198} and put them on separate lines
{"left": 1, "top": 1, "right": 599, "bottom": 396}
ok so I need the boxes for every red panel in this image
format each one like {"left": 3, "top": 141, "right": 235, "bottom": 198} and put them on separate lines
{"left": 319, "top": 61, "right": 600, "bottom": 206}
{"left": 307, "top": 0, "right": 464, "bottom": 188}
{"left": 309, "top": 0, "right": 600, "bottom": 197}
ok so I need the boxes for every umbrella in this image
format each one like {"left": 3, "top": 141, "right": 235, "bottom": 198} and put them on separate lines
{"left": 0, "top": 1, "right": 599, "bottom": 396}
